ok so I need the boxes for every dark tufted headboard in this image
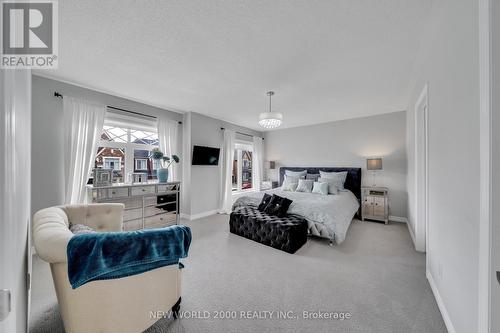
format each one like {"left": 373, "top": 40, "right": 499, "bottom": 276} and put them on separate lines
{"left": 279, "top": 167, "right": 362, "bottom": 201}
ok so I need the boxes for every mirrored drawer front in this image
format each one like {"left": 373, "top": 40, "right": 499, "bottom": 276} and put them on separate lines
{"left": 108, "top": 187, "right": 129, "bottom": 198}
{"left": 157, "top": 194, "right": 177, "bottom": 212}
{"left": 144, "top": 213, "right": 176, "bottom": 228}
{"left": 372, "top": 197, "right": 385, "bottom": 216}
{"left": 93, "top": 189, "right": 108, "bottom": 200}
{"left": 144, "top": 196, "right": 157, "bottom": 206}
{"left": 123, "top": 208, "right": 143, "bottom": 221}
{"left": 123, "top": 218, "right": 142, "bottom": 231}
{"left": 121, "top": 198, "right": 143, "bottom": 209}
{"left": 157, "top": 184, "right": 178, "bottom": 193}
{"left": 131, "top": 186, "right": 155, "bottom": 196}
{"left": 144, "top": 206, "right": 165, "bottom": 217}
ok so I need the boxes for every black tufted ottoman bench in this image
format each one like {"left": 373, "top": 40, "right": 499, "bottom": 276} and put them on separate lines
{"left": 229, "top": 206, "right": 308, "bottom": 254}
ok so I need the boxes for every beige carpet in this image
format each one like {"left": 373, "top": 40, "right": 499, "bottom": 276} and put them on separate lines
{"left": 30, "top": 215, "right": 447, "bottom": 333}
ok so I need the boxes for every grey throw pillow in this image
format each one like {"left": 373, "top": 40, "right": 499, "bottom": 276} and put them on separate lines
{"left": 69, "top": 223, "right": 96, "bottom": 234}
{"left": 306, "top": 173, "right": 320, "bottom": 181}
{"left": 318, "top": 177, "right": 340, "bottom": 195}
{"left": 312, "top": 181, "right": 329, "bottom": 195}
{"left": 285, "top": 170, "right": 307, "bottom": 179}
{"left": 319, "top": 171, "right": 348, "bottom": 190}
{"left": 295, "top": 179, "right": 314, "bottom": 193}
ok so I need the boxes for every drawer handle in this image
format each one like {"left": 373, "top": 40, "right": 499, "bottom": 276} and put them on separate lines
{"left": 160, "top": 217, "right": 163, "bottom": 221}
{"left": 112, "top": 191, "right": 116, "bottom": 194}
{"left": 142, "top": 189, "right": 145, "bottom": 192}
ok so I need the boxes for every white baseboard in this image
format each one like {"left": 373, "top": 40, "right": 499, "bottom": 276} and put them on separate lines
{"left": 180, "top": 209, "right": 218, "bottom": 221}
{"left": 389, "top": 215, "right": 408, "bottom": 223}
{"left": 406, "top": 220, "right": 416, "bottom": 246}
{"left": 427, "top": 270, "right": 456, "bottom": 333}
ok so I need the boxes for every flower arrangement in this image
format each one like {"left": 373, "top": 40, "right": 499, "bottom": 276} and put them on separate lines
{"left": 150, "top": 148, "right": 180, "bottom": 183}
{"left": 150, "top": 148, "right": 180, "bottom": 169}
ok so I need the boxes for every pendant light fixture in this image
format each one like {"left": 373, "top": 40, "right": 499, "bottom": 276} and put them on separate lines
{"left": 259, "top": 91, "right": 283, "bottom": 129}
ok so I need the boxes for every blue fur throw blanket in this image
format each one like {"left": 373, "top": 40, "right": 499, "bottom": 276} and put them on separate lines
{"left": 67, "top": 225, "right": 191, "bottom": 289}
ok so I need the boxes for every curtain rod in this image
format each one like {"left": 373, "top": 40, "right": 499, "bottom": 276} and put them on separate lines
{"left": 220, "top": 127, "right": 264, "bottom": 140}
{"left": 54, "top": 92, "right": 182, "bottom": 125}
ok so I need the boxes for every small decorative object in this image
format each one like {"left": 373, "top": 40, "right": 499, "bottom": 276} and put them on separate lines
{"left": 366, "top": 157, "right": 383, "bottom": 186}
{"left": 93, "top": 169, "right": 113, "bottom": 187}
{"left": 131, "top": 173, "right": 148, "bottom": 184}
{"left": 259, "top": 91, "right": 283, "bottom": 129}
{"left": 150, "top": 148, "right": 180, "bottom": 183}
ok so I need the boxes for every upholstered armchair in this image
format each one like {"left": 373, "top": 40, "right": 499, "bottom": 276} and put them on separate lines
{"left": 33, "top": 204, "right": 182, "bottom": 333}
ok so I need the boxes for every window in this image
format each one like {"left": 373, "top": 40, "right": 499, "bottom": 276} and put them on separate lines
{"left": 135, "top": 158, "right": 148, "bottom": 171}
{"left": 103, "top": 157, "right": 122, "bottom": 170}
{"left": 232, "top": 142, "right": 253, "bottom": 192}
{"left": 93, "top": 117, "right": 159, "bottom": 184}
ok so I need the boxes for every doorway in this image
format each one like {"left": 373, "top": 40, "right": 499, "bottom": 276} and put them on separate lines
{"left": 415, "top": 84, "right": 428, "bottom": 253}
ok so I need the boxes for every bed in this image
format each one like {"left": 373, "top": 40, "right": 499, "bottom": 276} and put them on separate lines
{"left": 232, "top": 167, "right": 361, "bottom": 244}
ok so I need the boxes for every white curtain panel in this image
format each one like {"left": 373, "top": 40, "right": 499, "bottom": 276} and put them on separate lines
{"left": 157, "top": 116, "right": 179, "bottom": 181}
{"left": 220, "top": 129, "right": 235, "bottom": 214}
{"left": 63, "top": 97, "right": 105, "bottom": 204}
{"left": 252, "top": 136, "right": 264, "bottom": 191}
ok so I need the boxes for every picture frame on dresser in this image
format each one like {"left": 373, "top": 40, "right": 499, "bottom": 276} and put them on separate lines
{"left": 93, "top": 168, "right": 113, "bottom": 187}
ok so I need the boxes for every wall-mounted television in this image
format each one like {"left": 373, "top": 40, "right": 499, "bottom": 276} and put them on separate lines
{"left": 192, "top": 145, "right": 220, "bottom": 166}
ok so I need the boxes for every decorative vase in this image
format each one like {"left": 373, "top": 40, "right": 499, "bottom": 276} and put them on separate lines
{"left": 157, "top": 168, "right": 169, "bottom": 183}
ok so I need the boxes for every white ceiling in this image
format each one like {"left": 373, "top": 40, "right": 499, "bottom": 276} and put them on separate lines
{"left": 36, "top": 0, "right": 433, "bottom": 131}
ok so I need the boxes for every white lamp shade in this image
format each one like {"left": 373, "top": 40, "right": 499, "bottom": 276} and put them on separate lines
{"left": 367, "top": 158, "right": 383, "bottom": 170}
{"left": 259, "top": 112, "right": 283, "bottom": 129}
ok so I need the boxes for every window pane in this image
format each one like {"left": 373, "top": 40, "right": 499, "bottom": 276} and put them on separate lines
{"left": 134, "top": 149, "right": 157, "bottom": 180}
{"left": 242, "top": 150, "right": 252, "bottom": 189}
{"left": 95, "top": 147, "right": 125, "bottom": 183}
{"left": 101, "top": 126, "right": 128, "bottom": 143}
{"left": 130, "top": 129, "right": 159, "bottom": 146}
{"left": 232, "top": 149, "right": 238, "bottom": 191}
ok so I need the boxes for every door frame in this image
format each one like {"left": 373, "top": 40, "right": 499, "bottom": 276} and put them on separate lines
{"left": 414, "top": 84, "right": 429, "bottom": 253}
{"left": 478, "top": 0, "right": 492, "bottom": 332}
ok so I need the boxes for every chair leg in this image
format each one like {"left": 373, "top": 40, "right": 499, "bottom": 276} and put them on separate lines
{"left": 172, "top": 297, "right": 181, "bottom": 319}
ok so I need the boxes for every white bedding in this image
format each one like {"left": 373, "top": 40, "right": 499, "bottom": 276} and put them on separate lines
{"left": 232, "top": 189, "right": 359, "bottom": 244}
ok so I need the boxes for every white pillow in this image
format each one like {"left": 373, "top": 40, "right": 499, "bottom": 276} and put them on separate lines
{"left": 285, "top": 170, "right": 307, "bottom": 179}
{"left": 295, "top": 179, "right": 314, "bottom": 193}
{"left": 318, "top": 177, "right": 339, "bottom": 195}
{"left": 319, "top": 171, "right": 348, "bottom": 190}
{"left": 282, "top": 175, "right": 299, "bottom": 191}
{"left": 312, "top": 182, "right": 328, "bottom": 195}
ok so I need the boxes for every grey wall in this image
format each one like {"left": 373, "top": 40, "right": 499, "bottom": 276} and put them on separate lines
{"left": 264, "top": 111, "right": 407, "bottom": 218}
{"left": 31, "top": 75, "right": 183, "bottom": 214}
{"left": 406, "top": 0, "right": 479, "bottom": 332}
{"left": 183, "top": 112, "right": 263, "bottom": 216}
{"left": 491, "top": 1, "right": 500, "bottom": 330}
{"left": 1, "top": 69, "right": 31, "bottom": 333}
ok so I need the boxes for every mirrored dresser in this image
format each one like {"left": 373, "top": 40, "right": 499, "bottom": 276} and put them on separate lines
{"left": 86, "top": 181, "right": 180, "bottom": 231}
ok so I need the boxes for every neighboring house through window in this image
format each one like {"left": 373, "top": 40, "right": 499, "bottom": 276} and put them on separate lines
{"left": 93, "top": 110, "right": 159, "bottom": 183}
{"left": 232, "top": 142, "right": 253, "bottom": 192}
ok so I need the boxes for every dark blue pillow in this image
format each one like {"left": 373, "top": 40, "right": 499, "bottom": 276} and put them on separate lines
{"left": 258, "top": 193, "right": 273, "bottom": 211}
{"left": 264, "top": 194, "right": 293, "bottom": 217}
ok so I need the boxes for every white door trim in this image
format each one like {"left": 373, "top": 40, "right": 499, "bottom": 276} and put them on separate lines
{"left": 478, "top": 0, "right": 492, "bottom": 332}
{"left": 414, "top": 83, "right": 428, "bottom": 253}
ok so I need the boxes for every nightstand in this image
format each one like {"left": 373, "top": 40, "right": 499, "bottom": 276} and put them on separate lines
{"left": 361, "top": 187, "right": 389, "bottom": 224}
{"left": 261, "top": 181, "right": 279, "bottom": 190}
